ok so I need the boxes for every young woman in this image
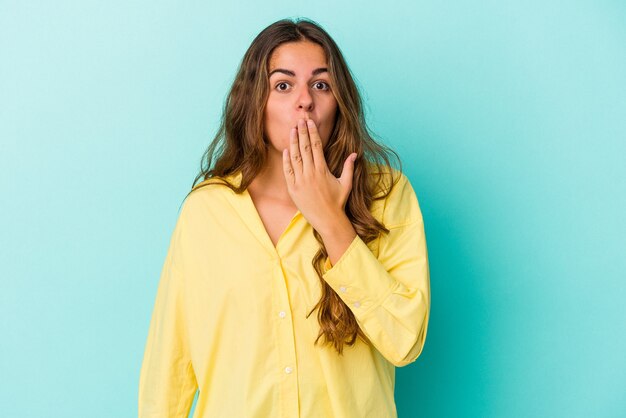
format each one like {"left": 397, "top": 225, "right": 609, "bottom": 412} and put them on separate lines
{"left": 138, "top": 17, "right": 430, "bottom": 418}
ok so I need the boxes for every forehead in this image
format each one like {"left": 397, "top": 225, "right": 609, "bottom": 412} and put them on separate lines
{"left": 268, "top": 41, "right": 327, "bottom": 71}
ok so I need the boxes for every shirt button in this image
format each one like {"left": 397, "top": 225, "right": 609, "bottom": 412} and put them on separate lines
{"left": 278, "top": 311, "right": 286, "bottom": 318}
{"left": 339, "top": 286, "right": 347, "bottom": 292}
{"left": 354, "top": 301, "right": 361, "bottom": 308}
{"left": 285, "top": 366, "right": 293, "bottom": 374}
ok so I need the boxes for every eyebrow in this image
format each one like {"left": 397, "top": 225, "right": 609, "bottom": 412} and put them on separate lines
{"left": 268, "top": 67, "right": 328, "bottom": 77}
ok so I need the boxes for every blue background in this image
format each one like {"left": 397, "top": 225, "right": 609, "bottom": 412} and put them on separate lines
{"left": 1, "top": 1, "right": 624, "bottom": 417}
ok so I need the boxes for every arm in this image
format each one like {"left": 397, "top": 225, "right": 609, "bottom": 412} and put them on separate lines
{"left": 319, "top": 174, "right": 431, "bottom": 367}
{"left": 138, "top": 208, "right": 198, "bottom": 417}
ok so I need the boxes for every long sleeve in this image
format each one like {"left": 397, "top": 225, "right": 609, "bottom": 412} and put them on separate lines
{"left": 321, "top": 174, "right": 430, "bottom": 367}
{"left": 138, "top": 210, "right": 198, "bottom": 417}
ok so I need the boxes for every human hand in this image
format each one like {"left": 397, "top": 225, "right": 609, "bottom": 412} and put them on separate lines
{"left": 282, "top": 117, "right": 357, "bottom": 233}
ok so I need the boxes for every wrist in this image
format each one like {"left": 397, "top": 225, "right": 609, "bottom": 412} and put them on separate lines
{"left": 316, "top": 211, "right": 355, "bottom": 238}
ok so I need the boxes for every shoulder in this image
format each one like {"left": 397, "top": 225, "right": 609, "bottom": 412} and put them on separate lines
{"left": 190, "top": 171, "right": 241, "bottom": 194}
{"left": 179, "top": 173, "right": 240, "bottom": 219}
{"left": 365, "top": 162, "right": 423, "bottom": 228}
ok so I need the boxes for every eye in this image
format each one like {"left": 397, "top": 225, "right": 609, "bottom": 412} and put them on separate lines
{"left": 314, "top": 81, "right": 330, "bottom": 91}
{"left": 275, "top": 82, "right": 290, "bottom": 92}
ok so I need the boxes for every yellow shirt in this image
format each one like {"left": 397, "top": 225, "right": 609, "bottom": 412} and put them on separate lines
{"left": 138, "top": 167, "right": 430, "bottom": 418}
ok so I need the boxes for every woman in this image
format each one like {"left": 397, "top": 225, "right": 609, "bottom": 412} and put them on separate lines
{"left": 138, "top": 17, "right": 430, "bottom": 418}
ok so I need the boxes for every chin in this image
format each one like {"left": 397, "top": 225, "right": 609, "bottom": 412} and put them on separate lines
{"left": 267, "top": 140, "right": 289, "bottom": 154}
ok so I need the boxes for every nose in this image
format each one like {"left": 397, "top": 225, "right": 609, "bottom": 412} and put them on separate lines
{"left": 297, "top": 85, "right": 314, "bottom": 113}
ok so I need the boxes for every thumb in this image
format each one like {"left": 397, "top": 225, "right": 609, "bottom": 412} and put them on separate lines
{"left": 339, "top": 152, "right": 357, "bottom": 191}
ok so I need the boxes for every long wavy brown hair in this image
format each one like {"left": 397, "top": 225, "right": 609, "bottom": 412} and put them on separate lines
{"left": 184, "top": 17, "right": 404, "bottom": 355}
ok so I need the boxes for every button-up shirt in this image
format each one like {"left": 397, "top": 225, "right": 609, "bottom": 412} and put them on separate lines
{"left": 138, "top": 166, "right": 430, "bottom": 418}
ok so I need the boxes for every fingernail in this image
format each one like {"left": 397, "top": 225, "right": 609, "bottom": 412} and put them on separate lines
{"left": 351, "top": 154, "right": 357, "bottom": 161}
{"left": 306, "top": 119, "right": 314, "bottom": 127}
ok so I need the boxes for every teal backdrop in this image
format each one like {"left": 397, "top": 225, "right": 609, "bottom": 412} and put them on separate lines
{"left": 1, "top": 1, "right": 624, "bottom": 417}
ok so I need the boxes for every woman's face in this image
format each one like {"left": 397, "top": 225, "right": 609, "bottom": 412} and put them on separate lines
{"left": 264, "top": 41, "right": 338, "bottom": 154}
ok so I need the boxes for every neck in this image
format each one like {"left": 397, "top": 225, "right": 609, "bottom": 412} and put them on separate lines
{"left": 248, "top": 148, "right": 293, "bottom": 204}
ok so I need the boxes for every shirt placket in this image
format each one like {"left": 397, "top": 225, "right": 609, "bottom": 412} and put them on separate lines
{"left": 271, "top": 255, "right": 301, "bottom": 417}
